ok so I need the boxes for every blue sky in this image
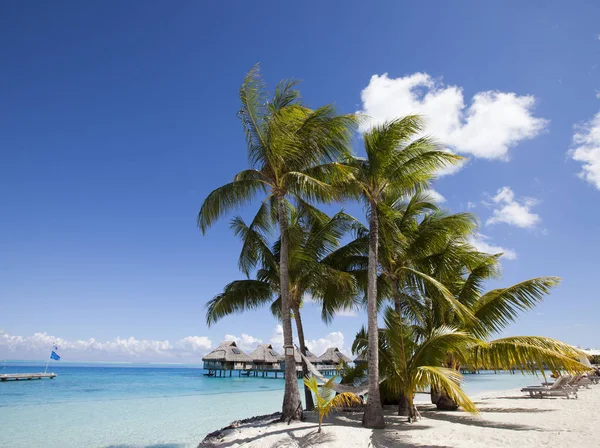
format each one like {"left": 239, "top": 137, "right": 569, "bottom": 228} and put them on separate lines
{"left": 1, "top": 1, "right": 599, "bottom": 362}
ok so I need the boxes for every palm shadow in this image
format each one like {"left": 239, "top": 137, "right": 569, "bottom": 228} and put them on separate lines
{"left": 419, "top": 410, "right": 543, "bottom": 431}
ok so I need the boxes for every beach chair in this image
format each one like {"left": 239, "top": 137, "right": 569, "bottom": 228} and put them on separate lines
{"left": 570, "top": 374, "right": 594, "bottom": 389}
{"left": 521, "top": 375, "right": 578, "bottom": 399}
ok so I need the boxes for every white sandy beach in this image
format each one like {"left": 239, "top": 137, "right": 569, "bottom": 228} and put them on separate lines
{"left": 200, "top": 385, "right": 600, "bottom": 447}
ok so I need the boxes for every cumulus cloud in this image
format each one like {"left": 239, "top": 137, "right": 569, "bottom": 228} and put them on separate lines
{"left": 469, "top": 234, "right": 517, "bottom": 260}
{"left": 305, "top": 331, "right": 346, "bottom": 357}
{"left": 486, "top": 186, "right": 540, "bottom": 228}
{"left": 268, "top": 325, "right": 349, "bottom": 357}
{"left": 269, "top": 325, "right": 284, "bottom": 352}
{"left": 358, "top": 73, "right": 547, "bottom": 162}
{"left": 335, "top": 309, "right": 358, "bottom": 317}
{"left": 423, "top": 189, "right": 446, "bottom": 203}
{"left": 224, "top": 333, "right": 263, "bottom": 352}
{"left": 0, "top": 330, "right": 212, "bottom": 362}
{"left": 569, "top": 111, "right": 600, "bottom": 190}
{"left": 467, "top": 201, "right": 476, "bottom": 210}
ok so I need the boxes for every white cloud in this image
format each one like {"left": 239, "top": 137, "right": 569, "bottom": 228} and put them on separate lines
{"left": 223, "top": 333, "right": 262, "bottom": 352}
{"left": 469, "top": 234, "right": 517, "bottom": 260}
{"left": 0, "top": 330, "right": 212, "bottom": 362}
{"left": 305, "top": 331, "right": 346, "bottom": 358}
{"left": 335, "top": 309, "right": 358, "bottom": 317}
{"left": 423, "top": 189, "right": 446, "bottom": 203}
{"left": 467, "top": 201, "right": 476, "bottom": 210}
{"left": 486, "top": 186, "right": 540, "bottom": 228}
{"left": 569, "top": 111, "right": 600, "bottom": 190}
{"left": 269, "top": 325, "right": 284, "bottom": 353}
{"left": 176, "top": 336, "right": 212, "bottom": 353}
{"left": 358, "top": 73, "right": 547, "bottom": 162}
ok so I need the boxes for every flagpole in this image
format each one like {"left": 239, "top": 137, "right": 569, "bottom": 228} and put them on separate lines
{"left": 44, "top": 342, "right": 56, "bottom": 374}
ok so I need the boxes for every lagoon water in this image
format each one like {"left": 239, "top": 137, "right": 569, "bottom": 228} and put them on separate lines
{"left": 0, "top": 362, "right": 545, "bottom": 448}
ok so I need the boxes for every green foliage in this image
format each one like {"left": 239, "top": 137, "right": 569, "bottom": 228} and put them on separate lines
{"left": 303, "top": 375, "right": 362, "bottom": 432}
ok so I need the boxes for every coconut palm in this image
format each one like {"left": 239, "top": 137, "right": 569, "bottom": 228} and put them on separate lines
{"left": 392, "top": 229, "right": 587, "bottom": 409}
{"left": 198, "top": 66, "right": 357, "bottom": 421}
{"left": 336, "top": 123, "right": 462, "bottom": 427}
{"left": 353, "top": 305, "right": 585, "bottom": 421}
{"left": 353, "top": 308, "right": 479, "bottom": 422}
{"left": 205, "top": 207, "right": 359, "bottom": 410}
{"left": 327, "top": 194, "right": 480, "bottom": 414}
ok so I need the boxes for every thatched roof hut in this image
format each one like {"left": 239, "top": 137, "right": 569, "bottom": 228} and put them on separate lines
{"left": 202, "top": 341, "right": 251, "bottom": 370}
{"left": 294, "top": 348, "right": 320, "bottom": 364}
{"left": 318, "top": 347, "right": 351, "bottom": 365}
{"left": 353, "top": 351, "right": 367, "bottom": 364}
{"left": 248, "top": 344, "right": 283, "bottom": 364}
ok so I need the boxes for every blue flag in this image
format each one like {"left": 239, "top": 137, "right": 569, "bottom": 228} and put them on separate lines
{"left": 50, "top": 351, "right": 60, "bottom": 361}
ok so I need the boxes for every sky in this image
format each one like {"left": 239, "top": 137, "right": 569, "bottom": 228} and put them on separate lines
{"left": 1, "top": 1, "right": 599, "bottom": 363}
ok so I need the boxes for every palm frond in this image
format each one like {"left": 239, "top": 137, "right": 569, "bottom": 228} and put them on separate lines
{"left": 471, "top": 277, "right": 561, "bottom": 338}
{"left": 206, "top": 280, "right": 274, "bottom": 326}
{"left": 198, "top": 179, "right": 266, "bottom": 233}
{"left": 414, "top": 366, "right": 478, "bottom": 414}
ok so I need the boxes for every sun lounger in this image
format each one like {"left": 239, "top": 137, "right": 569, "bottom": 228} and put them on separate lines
{"left": 521, "top": 375, "right": 578, "bottom": 399}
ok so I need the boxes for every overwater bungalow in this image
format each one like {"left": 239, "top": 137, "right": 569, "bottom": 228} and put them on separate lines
{"left": 202, "top": 341, "right": 251, "bottom": 374}
{"left": 318, "top": 347, "right": 351, "bottom": 366}
{"left": 353, "top": 352, "right": 367, "bottom": 366}
{"left": 248, "top": 344, "right": 283, "bottom": 371}
{"left": 293, "top": 348, "right": 320, "bottom": 370}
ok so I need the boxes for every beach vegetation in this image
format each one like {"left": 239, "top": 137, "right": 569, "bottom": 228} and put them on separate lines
{"left": 303, "top": 375, "right": 362, "bottom": 432}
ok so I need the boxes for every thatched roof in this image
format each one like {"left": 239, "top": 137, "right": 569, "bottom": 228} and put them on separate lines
{"left": 202, "top": 341, "right": 252, "bottom": 362}
{"left": 318, "top": 347, "right": 351, "bottom": 364}
{"left": 294, "top": 348, "right": 320, "bottom": 363}
{"left": 353, "top": 351, "right": 367, "bottom": 363}
{"left": 249, "top": 344, "right": 283, "bottom": 363}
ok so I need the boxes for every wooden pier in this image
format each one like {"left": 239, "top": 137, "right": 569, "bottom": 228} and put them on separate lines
{"left": 204, "top": 367, "right": 339, "bottom": 379}
{"left": 0, "top": 372, "right": 57, "bottom": 381}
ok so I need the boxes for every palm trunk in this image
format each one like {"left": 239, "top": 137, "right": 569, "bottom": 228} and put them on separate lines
{"left": 393, "top": 284, "right": 410, "bottom": 416}
{"left": 293, "top": 306, "right": 315, "bottom": 411}
{"left": 407, "top": 394, "right": 418, "bottom": 422}
{"left": 435, "top": 356, "right": 459, "bottom": 410}
{"left": 277, "top": 195, "right": 302, "bottom": 422}
{"left": 362, "top": 200, "right": 385, "bottom": 429}
{"left": 398, "top": 391, "right": 410, "bottom": 416}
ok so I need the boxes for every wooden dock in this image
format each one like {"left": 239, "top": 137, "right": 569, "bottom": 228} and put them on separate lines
{"left": 204, "top": 368, "right": 339, "bottom": 379}
{"left": 0, "top": 372, "right": 57, "bottom": 381}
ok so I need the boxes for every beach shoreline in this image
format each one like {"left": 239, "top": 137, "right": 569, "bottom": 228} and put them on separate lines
{"left": 199, "top": 385, "right": 600, "bottom": 447}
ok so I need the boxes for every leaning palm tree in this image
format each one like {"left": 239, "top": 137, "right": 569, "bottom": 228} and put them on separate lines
{"left": 353, "top": 306, "right": 585, "bottom": 421}
{"left": 205, "top": 207, "right": 359, "bottom": 410}
{"left": 339, "top": 118, "right": 462, "bottom": 428}
{"left": 398, "top": 233, "right": 587, "bottom": 409}
{"left": 198, "top": 66, "right": 357, "bottom": 420}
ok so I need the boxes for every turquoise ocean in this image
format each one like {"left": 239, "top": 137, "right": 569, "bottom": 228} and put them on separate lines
{"left": 0, "top": 361, "right": 545, "bottom": 448}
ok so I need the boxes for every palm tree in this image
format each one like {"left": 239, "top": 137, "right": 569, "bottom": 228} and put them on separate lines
{"left": 353, "top": 306, "right": 585, "bottom": 422}
{"left": 388, "top": 227, "right": 586, "bottom": 410}
{"left": 205, "top": 208, "right": 359, "bottom": 410}
{"left": 327, "top": 194, "right": 479, "bottom": 414}
{"left": 339, "top": 118, "right": 461, "bottom": 427}
{"left": 198, "top": 66, "right": 357, "bottom": 420}
{"left": 353, "top": 308, "right": 479, "bottom": 422}
{"left": 198, "top": 67, "right": 357, "bottom": 420}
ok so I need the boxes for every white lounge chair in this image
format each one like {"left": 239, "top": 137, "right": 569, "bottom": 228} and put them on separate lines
{"left": 521, "top": 375, "right": 577, "bottom": 399}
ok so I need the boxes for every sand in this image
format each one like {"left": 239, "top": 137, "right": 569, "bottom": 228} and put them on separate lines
{"left": 199, "top": 385, "right": 600, "bottom": 447}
